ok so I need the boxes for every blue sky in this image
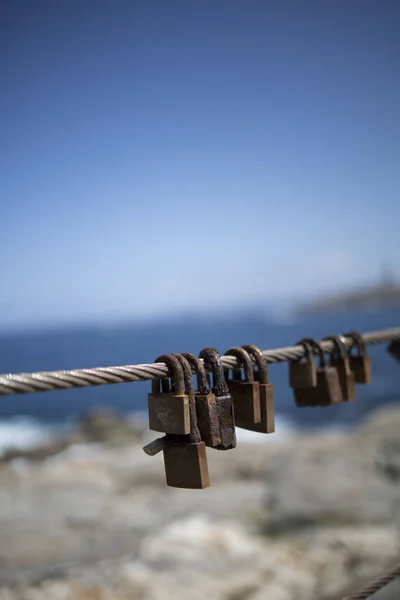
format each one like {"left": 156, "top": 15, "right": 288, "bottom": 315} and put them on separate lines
{"left": 1, "top": 0, "right": 399, "bottom": 331}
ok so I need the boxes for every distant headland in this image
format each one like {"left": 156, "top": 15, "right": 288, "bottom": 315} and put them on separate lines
{"left": 297, "top": 278, "right": 400, "bottom": 317}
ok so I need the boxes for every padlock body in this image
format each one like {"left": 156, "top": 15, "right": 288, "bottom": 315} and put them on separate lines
{"left": 215, "top": 393, "right": 237, "bottom": 450}
{"left": 294, "top": 367, "right": 342, "bottom": 407}
{"left": 331, "top": 359, "right": 356, "bottom": 401}
{"left": 163, "top": 441, "right": 210, "bottom": 489}
{"left": 148, "top": 392, "right": 190, "bottom": 434}
{"left": 228, "top": 380, "right": 261, "bottom": 427}
{"left": 293, "top": 387, "right": 313, "bottom": 408}
{"left": 315, "top": 367, "right": 343, "bottom": 406}
{"left": 388, "top": 341, "right": 400, "bottom": 363}
{"left": 289, "top": 360, "right": 317, "bottom": 389}
{"left": 196, "top": 392, "right": 221, "bottom": 448}
{"left": 240, "top": 383, "right": 275, "bottom": 433}
{"left": 350, "top": 355, "right": 371, "bottom": 384}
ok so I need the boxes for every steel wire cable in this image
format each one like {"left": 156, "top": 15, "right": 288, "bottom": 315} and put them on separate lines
{"left": 0, "top": 327, "right": 399, "bottom": 397}
{"left": 343, "top": 562, "right": 400, "bottom": 599}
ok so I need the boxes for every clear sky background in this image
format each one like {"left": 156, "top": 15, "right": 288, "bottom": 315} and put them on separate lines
{"left": 1, "top": 0, "right": 399, "bottom": 331}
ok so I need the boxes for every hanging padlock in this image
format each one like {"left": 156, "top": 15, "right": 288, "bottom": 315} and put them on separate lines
{"left": 344, "top": 331, "right": 372, "bottom": 384}
{"left": 224, "top": 347, "right": 261, "bottom": 428}
{"left": 147, "top": 354, "right": 190, "bottom": 435}
{"left": 181, "top": 352, "right": 221, "bottom": 448}
{"left": 324, "top": 335, "right": 356, "bottom": 402}
{"left": 387, "top": 340, "right": 400, "bottom": 363}
{"left": 241, "top": 344, "right": 274, "bottom": 433}
{"left": 294, "top": 339, "right": 343, "bottom": 407}
{"left": 162, "top": 354, "right": 210, "bottom": 489}
{"left": 290, "top": 340, "right": 318, "bottom": 408}
{"left": 289, "top": 340, "right": 318, "bottom": 390}
{"left": 199, "top": 347, "right": 237, "bottom": 450}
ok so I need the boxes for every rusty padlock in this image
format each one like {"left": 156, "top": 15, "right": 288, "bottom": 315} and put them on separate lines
{"left": 324, "top": 335, "right": 356, "bottom": 402}
{"left": 162, "top": 354, "right": 210, "bottom": 489}
{"left": 199, "top": 347, "right": 237, "bottom": 450}
{"left": 387, "top": 340, "right": 400, "bottom": 363}
{"left": 224, "top": 347, "right": 261, "bottom": 428}
{"left": 289, "top": 340, "right": 318, "bottom": 390}
{"left": 294, "top": 339, "right": 343, "bottom": 407}
{"left": 291, "top": 340, "right": 318, "bottom": 408}
{"left": 344, "top": 331, "right": 372, "bottom": 384}
{"left": 241, "top": 344, "right": 275, "bottom": 433}
{"left": 181, "top": 352, "right": 221, "bottom": 448}
{"left": 147, "top": 354, "right": 190, "bottom": 435}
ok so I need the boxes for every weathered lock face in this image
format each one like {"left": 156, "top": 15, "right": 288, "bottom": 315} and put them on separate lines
{"left": 289, "top": 360, "right": 317, "bottom": 389}
{"left": 294, "top": 366, "right": 343, "bottom": 407}
{"left": 227, "top": 378, "right": 261, "bottom": 427}
{"left": 238, "top": 344, "right": 275, "bottom": 434}
{"left": 195, "top": 392, "right": 221, "bottom": 448}
{"left": 293, "top": 387, "right": 314, "bottom": 408}
{"left": 295, "top": 338, "right": 343, "bottom": 407}
{"left": 181, "top": 352, "right": 221, "bottom": 449}
{"left": 350, "top": 355, "right": 372, "bottom": 384}
{"left": 224, "top": 347, "right": 262, "bottom": 429}
{"left": 316, "top": 367, "right": 343, "bottom": 406}
{"left": 163, "top": 441, "right": 210, "bottom": 489}
{"left": 289, "top": 341, "right": 317, "bottom": 389}
{"left": 326, "top": 336, "right": 355, "bottom": 402}
{"left": 199, "top": 348, "right": 237, "bottom": 451}
{"left": 331, "top": 359, "right": 356, "bottom": 401}
{"left": 388, "top": 341, "right": 400, "bottom": 363}
{"left": 344, "top": 332, "right": 372, "bottom": 385}
{"left": 246, "top": 382, "right": 275, "bottom": 433}
{"left": 148, "top": 380, "right": 190, "bottom": 435}
{"left": 215, "top": 393, "right": 237, "bottom": 449}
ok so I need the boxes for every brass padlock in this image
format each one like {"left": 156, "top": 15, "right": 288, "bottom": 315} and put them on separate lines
{"left": 289, "top": 340, "right": 318, "bottom": 389}
{"left": 241, "top": 344, "right": 274, "bottom": 433}
{"left": 294, "top": 338, "right": 342, "bottom": 407}
{"left": 224, "top": 347, "right": 261, "bottom": 429}
{"left": 199, "top": 347, "right": 237, "bottom": 450}
{"left": 181, "top": 352, "right": 221, "bottom": 448}
{"left": 163, "top": 442, "right": 210, "bottom": 489}
{"left": 148, "top": 354, "right": 190, "bottom": 434}
{"left": 324, "top": 335, "right": 356, "bottom": 402}
{"left": 387, "top": 341, "right": 400, "bottom": 363}
{"left": 289, "top": 341, "right": 317, "bottom": 408}
{"left": 344, "top": 331, "right": 372, "bottom": 384}
{"left": 162, "top": 354, "right": 210, "bottom": 489}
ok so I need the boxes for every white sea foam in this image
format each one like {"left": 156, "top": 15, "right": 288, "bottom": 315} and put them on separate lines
{"left": 0, "top": 417, "right": 57, "bottom": 456}
{"left": 235, "top": 415, "right": 297, "bottom": 443}
{"left": 0, "top": 412, "right": 299, "bottom": 457}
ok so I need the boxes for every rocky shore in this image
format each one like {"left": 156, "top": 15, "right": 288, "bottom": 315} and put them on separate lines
{"left": 0, "top": 405, "right": 399, "bottom": 599}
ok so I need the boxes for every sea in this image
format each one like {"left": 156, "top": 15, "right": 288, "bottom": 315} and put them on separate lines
{"left": 0, "top": 307, "right": 399, "bottom": 454}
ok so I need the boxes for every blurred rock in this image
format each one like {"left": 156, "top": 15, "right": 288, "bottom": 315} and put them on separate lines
{"left": 261, "top": 405, "right": 400, "bottom": 535}
{"left": 74, "top": 408, "right": 143, "bottom": 445}
{"left": 0, "top": 409, "right": 143, "bottom": 463}
{"left": 0, "top": 405, "right": 399, "bottom": 599}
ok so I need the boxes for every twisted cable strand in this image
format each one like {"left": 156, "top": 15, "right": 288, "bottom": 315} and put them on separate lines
{"left": 343, "top": 563, "right": 400, "bottom": 599}
{"left": 0, "top": 327, "right": 399, "bottom": 397}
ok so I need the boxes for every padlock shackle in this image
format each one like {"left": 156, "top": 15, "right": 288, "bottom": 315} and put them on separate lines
{"left": 199, "top": 347, "right": 229, "bottom": 396}
{"left": 224, "top": 347, "right": 255, "bottom": 383}
{"left": 181, "top": 352, "right": 211, "bottom": 395}
{"left": 343, "top": 331, "right": 366, "bottom": 357}
{"left": 242, "top": 344, "right": 269, "bottom": 384}
{"left": 174, "top": 354, "right": 201, "bottom": 443}
{"left": 323, "top": 335, "right": 348, "bottom": 361}
{"left": 301, "top": 338, "right": 327, "bottom": 368}
{"left": 155, "top": 354, "right": 185, "bottom": 395}
{"left": 293, "top": 339, "right": 315, "bottom": 365}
